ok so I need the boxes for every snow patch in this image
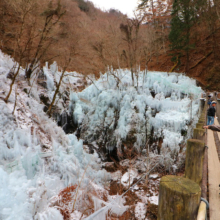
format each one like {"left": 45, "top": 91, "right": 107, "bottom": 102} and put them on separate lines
{"left": 121, "top": 169, "right": 138, "bottom": 187}
{"left": 135, "top": 202, "right": 147, "bottom": 220}
{"left": 148, "top": 195, "right": 159, "bottom": 205}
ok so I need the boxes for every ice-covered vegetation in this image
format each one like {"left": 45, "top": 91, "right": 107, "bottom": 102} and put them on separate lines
{"left": 0, "top": 49, "right": 203, "bottom": 220}
{"left": 0, "top": 51, "right": 110, "bottom": 219}
{"left": 69, "top": 68, "right": 202, "bottom": 160}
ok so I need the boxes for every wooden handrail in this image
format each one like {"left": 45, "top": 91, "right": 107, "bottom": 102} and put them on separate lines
{"left": 197, "top": 201, "right": 206, "bottom": 220}
{"left": 197, "top": 95, "right": 209, "bottom": 220}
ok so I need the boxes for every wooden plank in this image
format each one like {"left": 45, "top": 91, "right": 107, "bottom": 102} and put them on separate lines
{"left": 197, "top": 201, "right": 206, "bottom": 220}
{"left": 207, "top": 118, "right": 220, "bottom": 220}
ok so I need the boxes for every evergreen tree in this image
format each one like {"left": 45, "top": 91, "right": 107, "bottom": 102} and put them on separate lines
{"left": 169, "top": 0, "right": 195, "bottom": 72}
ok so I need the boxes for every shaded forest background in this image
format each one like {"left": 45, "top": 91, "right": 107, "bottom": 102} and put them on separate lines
{"left": 0, "top": 0, "right": 220, "bottom": 90}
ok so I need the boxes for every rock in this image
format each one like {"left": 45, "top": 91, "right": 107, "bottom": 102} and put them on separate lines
{"left": 39, "top": 93, "right": 51, "bottom": 113}
{"left": 83, "top": 145, "right": 90, "bottom": 154}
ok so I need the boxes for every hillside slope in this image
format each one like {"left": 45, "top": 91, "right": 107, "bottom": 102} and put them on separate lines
{"left": 1, "top": 0, "right": 219, "bottom": 90}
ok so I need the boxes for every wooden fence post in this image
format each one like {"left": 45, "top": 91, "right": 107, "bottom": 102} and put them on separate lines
{"left": 185, "top": 139, "right": 205, "bottom": 185}
{"left": 196, "top": 123, "right": 204, "bottom": 129}
{"left": 157, "top": 175, "right": 201, "bottom": 220}
{"left": 193, "top": 128, "right": 205, "bottom": 141}
{"left": 198, "top": 119, "right": 205, "bottom": 124}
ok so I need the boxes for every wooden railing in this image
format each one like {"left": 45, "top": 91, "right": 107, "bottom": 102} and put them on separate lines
{"left": 196, "top": 98, "right": 208, "bottom": 220}
{"left": 158, "top": 97, "right": 208, "bottom": 220}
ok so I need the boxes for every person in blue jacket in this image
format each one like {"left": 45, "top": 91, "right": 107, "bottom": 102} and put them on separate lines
{"left": 207, "top": 101, "right": 216, "bottom": 125}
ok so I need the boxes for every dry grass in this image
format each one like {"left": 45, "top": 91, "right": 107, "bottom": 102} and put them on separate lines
{"left": 58, "top": 185, "right": 77, "bottom": 219}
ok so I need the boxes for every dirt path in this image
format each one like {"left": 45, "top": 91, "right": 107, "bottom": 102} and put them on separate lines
{"left": 208, "top": 118, "right": 220, "bottom": 220}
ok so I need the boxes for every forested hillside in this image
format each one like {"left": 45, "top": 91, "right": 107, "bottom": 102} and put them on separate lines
{"left": 1, "top": 0, "right": 219, "bottom": 90}
{"left": 0, "top": 0, "right": 154, "bottom": 77}
{"left": 0, "top": 0, "right": 220, "bottom": 85}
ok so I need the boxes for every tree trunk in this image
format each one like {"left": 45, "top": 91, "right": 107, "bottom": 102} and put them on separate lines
{"left": 47, "top": 74, "right": 64, "bottom": 117}
{"left": 185, "top": 139, "right": 205, "bottom": 185}
{"left": 189, "top": 51, "right": 213, "bottom": 70}
{"left": 158, "top": 175, "right": 201, "bottom": 220}
{"left": 4, "top": 65, "right": 20, "bottom": 103}
{"left": 47, "top": 66, "right": 68, "bottom": 117}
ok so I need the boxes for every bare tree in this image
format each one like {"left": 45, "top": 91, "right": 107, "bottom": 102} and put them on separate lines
{"left": 47, "top": 48, "right": 74, "bottom": 117}
{"left": 138, "top": 0, "right": 172, "bottom": 61}
{"left": 25, "top": 0, "right": 66, "bottom": 80}
{"left": 3, "top": 0, "right": 66, "bottom": 102}
{"left": 4, "top": 0, "right": 37, "bottom": 102}
{"left": 90, "top": 15, "right": 126, "bottom": 72}
{"left": 120, "top": 15, "right": 146, "bottom": 86}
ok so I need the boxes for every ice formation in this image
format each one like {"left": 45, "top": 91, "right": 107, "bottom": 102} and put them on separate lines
{"left": 85, "top": 195, "right": 129, "bottom": 220}
{"left": 0, "top": 48, "right": 203, "bottom": 220}
{"left": 69, "top": 69, "right": 202, "bottom": 155}
{"left": 0, "top": 50, "right": 110, "bottom": 220}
